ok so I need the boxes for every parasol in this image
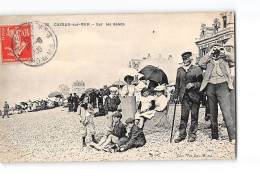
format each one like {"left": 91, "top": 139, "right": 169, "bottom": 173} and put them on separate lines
{"left": 139, "top": 65, "right": 168, "bottom": 84}
{"left": 48, "top": 91, "right": 63, "bottom": 98}
{"left": 113, "top": 80, "right": 126, "bottom": 86}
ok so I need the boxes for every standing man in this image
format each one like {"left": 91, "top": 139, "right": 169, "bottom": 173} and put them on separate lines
{"left": 198, "top": 44, "right": 235, "bottom": 143}
{"left": 67, "top": 93, "right": 73, "bottom": 112}
{"left": 174, "top": 52, "right": 203, "bottom": 143}
{"left": 2, "top": 101, "right": 10, "bottom": 118}
{"left": 72, "top": 93, "right": 79, "bottom": 112}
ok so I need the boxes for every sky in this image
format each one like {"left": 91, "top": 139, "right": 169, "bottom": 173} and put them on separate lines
{"left": 0, "top": 13, "right": 221, "bottom": 107}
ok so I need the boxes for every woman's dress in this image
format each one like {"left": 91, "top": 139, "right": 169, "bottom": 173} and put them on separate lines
{"left": 120, "top": 84, "right": 136, "bottom": 124}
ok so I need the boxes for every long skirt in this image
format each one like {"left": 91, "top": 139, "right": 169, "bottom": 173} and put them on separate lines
{"left": 120, "top": 96, "right": 136, "bottom": 124}
{"left": 143, "top": 110, "right": 171, "bottom": 134}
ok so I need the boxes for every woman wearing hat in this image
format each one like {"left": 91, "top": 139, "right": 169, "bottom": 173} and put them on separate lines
{"left": 152, "top": 85, "right": 171, "bottom": 129}
{"left": 120, "top": 75, "right": 137, "bottom": 124}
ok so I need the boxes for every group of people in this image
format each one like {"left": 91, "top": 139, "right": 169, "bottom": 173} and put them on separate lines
{"left": 67, "top": 93, "right": 80, "bottom": 112}
{"left": 75, "top": 73, "right": 173, "bottom": 152}
{"left": 75, "top": 43, "right": 236, "bottom": 153}
{"left": 1, "top": 99, "right": 58, "bottom": 118}
{"left": 73, "top": 43, "right": 236, "bottom": 153}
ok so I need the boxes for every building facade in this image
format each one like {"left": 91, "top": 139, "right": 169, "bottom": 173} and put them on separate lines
{"left": 72, "top": 80, "right": 85, "bottom": 95}
{"left": 195, "top": 12, "right": 235, "bottom": 62}
{"left": 128, "top": 54, "right": 173, "bottom": 82}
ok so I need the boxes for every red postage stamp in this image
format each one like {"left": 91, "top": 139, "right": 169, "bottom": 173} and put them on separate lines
{"left": 1, "top": 24, "right": 33, "bottom": 63}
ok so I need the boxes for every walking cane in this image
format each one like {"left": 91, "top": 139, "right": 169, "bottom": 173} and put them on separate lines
{"left": 170, "top": 101, "right": 177, "bottom": 143}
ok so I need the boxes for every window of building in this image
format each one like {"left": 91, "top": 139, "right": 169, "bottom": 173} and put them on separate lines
{"left": 202, "top": 48, "right": 207, "bottom": 56}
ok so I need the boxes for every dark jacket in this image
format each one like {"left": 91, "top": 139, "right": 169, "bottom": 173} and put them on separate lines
{"left": 4, "top": 103, "right": 9, "bottom": 111}
{"left": 174, "top": 65, "right": 203, "bottom": 103}
{"left": 198, "top": 52, "right": 235, "bottom": 91}
{"left": 124, "top": 125, "right": 146, "bottom": 150}
{"left": 67, "top": 96, "right": 72, "bottom": 103}
{"left": 72, "top": 96, "right": 79, "bottom": 103}
{"left": 104, "top": 96, "right": 121, "bottom": 112}
{"left": 112, "top": 121, "right": 127, "bottom": 138}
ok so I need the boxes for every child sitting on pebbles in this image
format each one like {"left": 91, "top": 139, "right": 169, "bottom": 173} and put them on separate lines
{"left": 90, "top": 112, "right": 126, "bottom": 151}
{"left": 117, "top": 118, "right": 146, "bottom": 152}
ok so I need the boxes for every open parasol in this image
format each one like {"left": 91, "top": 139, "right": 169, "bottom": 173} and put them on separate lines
{"left": 139, "top": 65, "right": 168, "bottom": 84}
{"left": 48, "top": 91, "right": 63, "bottom": 98}
{"left": 113, "top": 80, "right": 126, "bottom": 86}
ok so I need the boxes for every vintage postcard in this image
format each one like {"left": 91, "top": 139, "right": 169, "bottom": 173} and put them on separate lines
{"left": 0, "top": 12, "right": 236, "bottom": 163}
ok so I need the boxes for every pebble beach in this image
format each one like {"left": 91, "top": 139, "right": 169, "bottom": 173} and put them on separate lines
{"left": 0, "top": 105, "right": 236, "bottom": 163}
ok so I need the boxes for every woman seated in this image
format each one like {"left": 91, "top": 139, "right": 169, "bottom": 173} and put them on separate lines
{"left": 135, "top": 88, "right": 156, "bottom": 129}
{"left": 143, "top": 85, "right": 171, "bottom": 133}
{"left": 153, "top": 85, "right": 171, "bottom": 129}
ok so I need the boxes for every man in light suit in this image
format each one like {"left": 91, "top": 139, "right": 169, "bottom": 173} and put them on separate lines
{"left": 198, "top": 44, "right": 235, "bottom": 143}
{"left": 174, "top": 52, "right": 203, "bottom": 143}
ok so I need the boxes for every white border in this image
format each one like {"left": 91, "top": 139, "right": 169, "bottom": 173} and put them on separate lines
{"left": 1, "top": 0, "right": 260, "bottom": 178}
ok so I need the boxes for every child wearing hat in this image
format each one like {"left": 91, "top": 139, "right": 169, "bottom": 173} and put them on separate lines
{"left": 104, "top": 87, "right": 121, "bottom": 129}
{"left": 118, "top": 118, "right": 146, "bottom": 152}
{"left": 90, "top": 112, "right": 126, "bottom": 151}
{"left": 104, "top": 87, "right": 121, "bottom": 113}
{"left": 77, "top": 94, "right": 95, "bottom": 147}
{"left": 135, "top": 87, "right": 156, "bottom": 128}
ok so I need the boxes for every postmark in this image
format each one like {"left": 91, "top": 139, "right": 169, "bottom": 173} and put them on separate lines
{"left": 1, "top": 21, "right": 58, "bottom": 66}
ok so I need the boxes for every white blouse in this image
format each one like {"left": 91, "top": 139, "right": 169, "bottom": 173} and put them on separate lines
{"left": 155, "top": 95, "right": 169, "bottom": 112}
{"left": 139, "top": 96, "right": 155, "bottom": 112}
{"left": 121, "top": 84, "right": 135, "bottom": 97}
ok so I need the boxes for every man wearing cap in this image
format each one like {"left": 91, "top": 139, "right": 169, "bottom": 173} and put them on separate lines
{"left": 118, "top": 118, "right": 146, "bottom": 152}
{"left": 198, "top": 44, "right": 235, "bottom": 143}
{"left": 174, "top": 52, "right": 203, "bottom": 143}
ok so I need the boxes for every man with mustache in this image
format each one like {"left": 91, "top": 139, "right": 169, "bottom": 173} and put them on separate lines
{"left": 174, "top": 52, "right": 203, "bottom": 143}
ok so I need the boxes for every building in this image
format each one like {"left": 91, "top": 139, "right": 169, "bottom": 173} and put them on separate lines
{"left": 195, "top": 12, "right": 235, "bottom": 62}
{"left": 129, "top": 53, "right": 173, "bottom": 71}
{"left": 72, "top": 80, "right": 85, "bottom": 95}
{"left": 128, "top": 54, "right": 173, "bottom": 83}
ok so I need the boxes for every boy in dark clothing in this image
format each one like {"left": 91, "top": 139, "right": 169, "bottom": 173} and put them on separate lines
{"left": 104, "top": 87, "right": 121, "bottom": 132}
{"left": 90, "top": 112, "right": 126, "bottom": 150}
{"left": 104, "top": 87, "right": 121, "bottom": 113}
{"left": 118, "top": 118, "right": 146, "bottom": 152}
{"left": 94, "top": 104, "right": 107, "bottom": 117}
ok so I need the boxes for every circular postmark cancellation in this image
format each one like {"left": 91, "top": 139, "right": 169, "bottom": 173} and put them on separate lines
{"left": 10, "top": 21, "right": 58, "bottom": 67}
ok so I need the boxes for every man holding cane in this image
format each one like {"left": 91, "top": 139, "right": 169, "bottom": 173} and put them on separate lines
{"left": 174, "top": 52, "right": 203, "bottom": 143}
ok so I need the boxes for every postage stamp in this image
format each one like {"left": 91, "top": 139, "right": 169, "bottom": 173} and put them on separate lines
{"left": 1, "top": 24, "right": 33, "bottom": 63}
{"left": 1, "top": 21, "right": 58, "bottom": 67}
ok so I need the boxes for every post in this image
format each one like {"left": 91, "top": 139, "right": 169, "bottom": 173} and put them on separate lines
{"left": 170, "top": 101, "right": 177, "bottom": 143}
